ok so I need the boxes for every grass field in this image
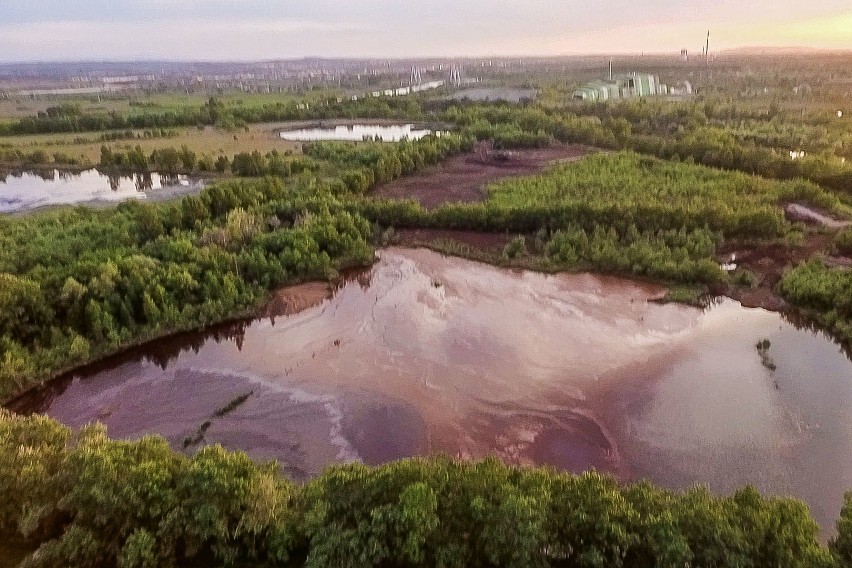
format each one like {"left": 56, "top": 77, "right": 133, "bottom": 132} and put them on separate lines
{"left": 0, "top": 89, "right": 342, "bottom": 121}
{"left": 0, "top": 122, "right": 305, "bottom": 165}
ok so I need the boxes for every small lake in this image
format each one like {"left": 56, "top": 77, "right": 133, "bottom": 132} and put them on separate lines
{"left": 0, "top": 169, "right": 205, "bottom": 214}
{"left": 13, "top": 248, "right": 852, "bottom": 534}
{"left": 279, "top": 123, "right": 439, "bottom": 142}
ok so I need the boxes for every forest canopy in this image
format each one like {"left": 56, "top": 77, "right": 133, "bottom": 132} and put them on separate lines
{"left": 1, "top": 410, "right": 848, "bottom": 568}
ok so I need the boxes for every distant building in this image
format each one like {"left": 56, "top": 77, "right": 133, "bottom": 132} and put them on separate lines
{"left": 668, "top": 80, "right": 693, "bottom": 96}
{"left": 572, "top": 73, "right": 669, "bottom": 101}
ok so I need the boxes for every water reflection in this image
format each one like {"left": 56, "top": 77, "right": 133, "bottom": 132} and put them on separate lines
{"left": 0, "top": 169, "right": 204, "bottom": 213}
{"left": 279, "top": 123, "right": 441, "bottom": 142}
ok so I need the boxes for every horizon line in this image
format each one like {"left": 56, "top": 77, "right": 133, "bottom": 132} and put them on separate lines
{"left": 1, "top": 46, "right": 851, "bottom": 66}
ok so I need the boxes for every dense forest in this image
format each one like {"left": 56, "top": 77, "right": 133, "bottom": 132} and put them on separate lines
{"left": 3, "top": 410, "right": 850, "bottom": 568}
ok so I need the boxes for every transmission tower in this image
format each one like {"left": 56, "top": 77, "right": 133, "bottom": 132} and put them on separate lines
{"left": 409, "top": 66, "right": 422, "bottom": 86}
{"left": 449, "top": 65, "right": 462, "bottom": 87}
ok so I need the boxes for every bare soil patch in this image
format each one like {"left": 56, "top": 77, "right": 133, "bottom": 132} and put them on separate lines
{"left": 395, "top": 228, "right": 512, "bottom": 252}
{"left": 372, "top": 142, "right": 593, "bottom": 209}
{"left": 264, "top": 282, "right": 333, "bottom": 318}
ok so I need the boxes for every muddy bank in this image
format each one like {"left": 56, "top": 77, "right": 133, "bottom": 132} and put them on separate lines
{"left": 264, "top": 282, "right": 333, "bottom": 318}
{"left": 12, "top": 248, "right": 852, "bottom": 534}
{"left": 372, "top": 142, "right": 592, "bottom": 209}
{"left": 394, "top": 228, "right": 513, "bottom": 253}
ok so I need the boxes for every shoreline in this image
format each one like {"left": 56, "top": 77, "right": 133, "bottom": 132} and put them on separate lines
{"left": 6, "top": 241, "right": 850, "bottom": 411}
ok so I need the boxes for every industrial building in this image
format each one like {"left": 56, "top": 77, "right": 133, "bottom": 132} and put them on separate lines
{"left": 573, "top": 72, "right": 669, "bottom": 101}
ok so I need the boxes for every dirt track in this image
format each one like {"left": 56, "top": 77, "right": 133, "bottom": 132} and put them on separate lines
{"left": 372, "top": 142, "right": 593, "bottom": 209}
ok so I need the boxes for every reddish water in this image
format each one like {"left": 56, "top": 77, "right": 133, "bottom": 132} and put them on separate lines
{"left": 15, "top": 248, "right": 852, "bottom": 532}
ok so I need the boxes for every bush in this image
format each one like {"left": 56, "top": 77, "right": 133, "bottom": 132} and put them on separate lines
{"left": 503, "top": 235, "right": 527, "bottom": 259}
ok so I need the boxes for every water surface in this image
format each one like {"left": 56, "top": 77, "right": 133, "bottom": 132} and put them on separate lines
{"left": 278, "top": 124, "right": 439, "bottom": 142}
{"left": 16, "top": 248, "right": 852, "bottom": 532}
{"left": 0, "top": 169, "right": 204, "bottom": 213}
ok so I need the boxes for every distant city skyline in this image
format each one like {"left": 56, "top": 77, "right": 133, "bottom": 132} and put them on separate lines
{"left": 1, "top": 1, "right": 850, "bottom": 62}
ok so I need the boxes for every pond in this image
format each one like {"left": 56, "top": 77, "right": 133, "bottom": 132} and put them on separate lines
{"left": 278, "top": 123, "right": 440, "bottom": 142}
{"left": 13, "top": 248, "right": 852, "bottom": 533}
{"left": 0, "top": 169, "right": 205, "bottom": 213}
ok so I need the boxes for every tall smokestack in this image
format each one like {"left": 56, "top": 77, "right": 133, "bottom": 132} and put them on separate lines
{"left": 706, "top": 31, "right": 710, "bottom": 63}
{"left": 609, "top": 58, "right": 613, "bottom": 80}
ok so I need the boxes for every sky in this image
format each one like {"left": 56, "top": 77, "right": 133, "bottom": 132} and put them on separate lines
{"left": 0, "top": 0, "right": 851, "bottom": 62}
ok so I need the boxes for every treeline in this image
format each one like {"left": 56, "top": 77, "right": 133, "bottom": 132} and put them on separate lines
{"left": 303, "top": 133, "right": 475, "bottom": 193}
{"left": 0, "top": 96, "right": 425, "bottom": 136}
{"left": 3, "top": 410, "right": 848, "bottom": 568}
{"left": 544, "top": 224, "right": 724, "bottom": 283}
{"left": 0, "top": 178, "right": 374, "bottom": 401}
{"left": 97, "top": 133, "right": 472, "bottom": 182}
{"left": 779, "top": 261, "right": 852, "bottom": 345}
{"left": 0, "top": 148, "right": 87, "bottom": 167}
{"left": 97, "top": 128, "right": 178, "bottom": 142}
{"left": 347, "top": 198, "right": 726, "bottom": 283}
{"left": 99, "top": 144, "right": 320, "bottom": 177}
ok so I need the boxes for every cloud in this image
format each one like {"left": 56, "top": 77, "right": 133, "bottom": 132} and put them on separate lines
{"left": 0, "top": 2, "right": 850, "bottom": 61}
{"left": 0, "top": 19, "right": 373, "bottom": 61}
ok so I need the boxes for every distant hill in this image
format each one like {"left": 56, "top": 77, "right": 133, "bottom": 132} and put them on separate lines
{"left": 720, "top": 46, "right": 852, "bottom": 56}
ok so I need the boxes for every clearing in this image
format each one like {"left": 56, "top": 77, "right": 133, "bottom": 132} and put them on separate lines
{"left": 372, "top": 141, "right": 592, "bottom": 209}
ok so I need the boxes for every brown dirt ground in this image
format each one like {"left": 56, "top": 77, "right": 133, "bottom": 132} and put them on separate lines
{"left": 264, "top": 282, "right": 333, "bottom": 318}
{"left": 372, "top": 142, "right": 593, "bottom": 209}
{"left": 394, "top": 228, "right": 512, "bottom": 252}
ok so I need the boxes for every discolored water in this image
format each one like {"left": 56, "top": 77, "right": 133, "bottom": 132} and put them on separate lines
{"left": 15, "top": 248, "right": 852, "bottom": 532}
{"left": 0, "top": 169, "right": 204, "bottom": 213}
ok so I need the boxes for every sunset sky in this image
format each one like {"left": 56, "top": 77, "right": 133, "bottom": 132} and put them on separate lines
{"left": 1, "top": 0, "right": 850, "bottom": 61}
